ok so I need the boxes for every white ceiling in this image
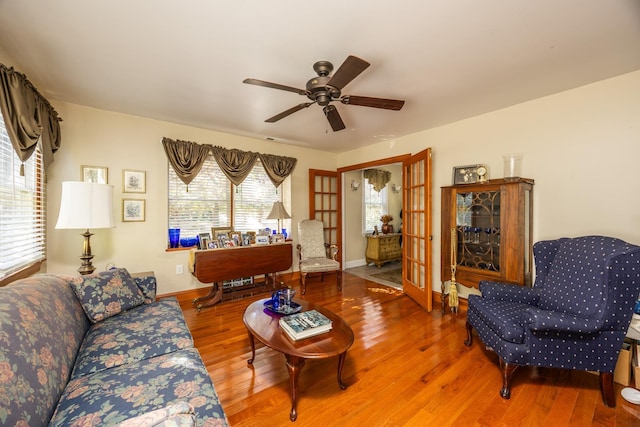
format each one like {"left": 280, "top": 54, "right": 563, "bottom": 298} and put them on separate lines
{"left": 1, "top": 1, "right": 639, "bottom": 153}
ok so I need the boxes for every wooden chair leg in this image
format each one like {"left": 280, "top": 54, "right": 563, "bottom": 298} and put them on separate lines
{"left": 300, "top": 272, "right": 307, "bottom": 295}
{"left": 464, "top": 320, "right": 473, "bottom": 346}
{"left": 599, "top": 372, "right": 616, "bottom": 407}
{"left": 499, "top": 359, "right": 518, "bottom": 399}
{"left": 336, "top": 270, "right": 342, "bottom": 291}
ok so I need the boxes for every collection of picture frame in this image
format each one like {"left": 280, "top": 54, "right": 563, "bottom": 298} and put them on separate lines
{"left": 197, "top": 228, "right": 284, "bottom": 250}
{"left": 81, "top": 165, "right": 146, "bottom": 222}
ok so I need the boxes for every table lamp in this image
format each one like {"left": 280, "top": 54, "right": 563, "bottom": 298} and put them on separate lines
{"left": 266, "top": 201, "right": 291, "bottom": 234}
{"left": 55, "top": 182, "right": 115, "bottom": 275}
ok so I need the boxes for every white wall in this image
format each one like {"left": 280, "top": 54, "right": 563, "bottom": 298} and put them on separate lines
{"left": 337, "top": 70, "right": 640, "bottom": 295}
{"left": 46, "top": 103, "right": 337, "bottom": 295}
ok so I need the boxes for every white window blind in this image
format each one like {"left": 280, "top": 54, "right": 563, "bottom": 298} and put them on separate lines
{"left": 363, "top": 179, "right": 388, "bottom": 233}
{"left": 0, "top": 114, "right": 46, "bottom": 279}
{"left": 168, "top": 157, "right": 281, "bottom": 237}
{"left": 233, "top": 162, "right": 281, "bottom": 232}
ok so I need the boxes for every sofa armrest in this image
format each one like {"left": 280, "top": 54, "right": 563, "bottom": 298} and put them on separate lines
{"left": 479, "top": 280, "right": 539, "bottom": 305}
{"left": 132, "top": 271, "right": 157, "bottom": 303}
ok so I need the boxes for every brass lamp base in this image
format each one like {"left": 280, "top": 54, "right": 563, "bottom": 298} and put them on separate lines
{"left": 78, "top": 229, "right": 96, "bottom": 275}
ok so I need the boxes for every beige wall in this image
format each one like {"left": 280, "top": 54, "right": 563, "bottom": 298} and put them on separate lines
{"left": 4, "top": 47, "right": 639, "bottom": 299}
{"left": 338, "top": 70, "right": 640, "bottom": 297}
{"left": 46, "top": 103, "right": 337, "bottom": 295}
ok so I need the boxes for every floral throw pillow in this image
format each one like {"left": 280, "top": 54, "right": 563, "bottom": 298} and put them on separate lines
{"left": 69, "top": 268, "right": 145, "bottom": 323}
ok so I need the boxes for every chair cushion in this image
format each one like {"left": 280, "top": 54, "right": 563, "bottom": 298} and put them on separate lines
{"left": 71, "top": 298, "right": 194, "bottom": 379}
{"left": 298, "top": 220, "right": 327, "bottom": 259}
{"left": 68, "top": 268, "right": 145, "bottom": 323}
{"left": 117, "top": 401, "right": 195, "bottom": 427}
{"left": 467, "top": 294, "right": 528, "bottom": 344}
{"left": 134, "top": 274, "right": 157, "bottom": 304}
{"left": 537, "top": 236, "right": 631, "bottom": 316}
{"left": 50, "top": 348, "right": 227, "bottom": 427}
{"left": 300, "top": 257, "right": 340, "bottom": 273}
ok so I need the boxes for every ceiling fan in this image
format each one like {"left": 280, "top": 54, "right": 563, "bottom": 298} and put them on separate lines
{"left": 243, "top": 55, "right": 405, "bottom": 132}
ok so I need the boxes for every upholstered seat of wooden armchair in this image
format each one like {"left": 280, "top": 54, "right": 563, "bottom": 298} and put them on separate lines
{"left": 464, "top": 235, "right": 640, "bottom": 407}
{"left": 297, "top": 219, "right": 342, "bottom": 295}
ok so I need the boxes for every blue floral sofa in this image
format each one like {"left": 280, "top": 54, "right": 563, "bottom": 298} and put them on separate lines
{"left": 0, "top": 268, "right": 228, "bottom": 427}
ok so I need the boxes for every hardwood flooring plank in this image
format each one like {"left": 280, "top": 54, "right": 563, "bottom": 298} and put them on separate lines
{"left": 177, "top": 274, "right": 640, "bottom": 426}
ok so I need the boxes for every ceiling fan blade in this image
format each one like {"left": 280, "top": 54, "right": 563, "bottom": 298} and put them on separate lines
{"left": 341, "top": 95, "right": 405, "bottom": 111}
{"left": 243, "top": 78, "right": 308, "bottom": 95}
{"left": 265, "top": 103, "right": 314, "bottom": 123}
{"left": 326, "top": 55, "right": 370, "bottom": 90}
{"left": 323, "top": 105, "right": 346, "bottom": 131}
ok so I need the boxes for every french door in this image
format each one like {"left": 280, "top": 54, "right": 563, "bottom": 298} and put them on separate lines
{"left": 311, "top": 151, "right": 432, "bottom": 312}
{"left": 402, "top": 148, "right": 432, "bottom": 311}
{"left": 308, "top": 169, "right": 340, "bottom": 253}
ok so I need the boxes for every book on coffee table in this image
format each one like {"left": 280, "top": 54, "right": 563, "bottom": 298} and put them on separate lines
{"left": 279, "top": 309, "right": 333, "bottom": 340}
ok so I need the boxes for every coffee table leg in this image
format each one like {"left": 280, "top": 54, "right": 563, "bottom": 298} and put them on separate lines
{"left": 285, "top": 355, "right": 305, "bottom": 422}
{"left": 247, "top": 331, "right": 256, "bottom": 364}
{"left": 337, "top": 351, "right": 348, "bottom": 390}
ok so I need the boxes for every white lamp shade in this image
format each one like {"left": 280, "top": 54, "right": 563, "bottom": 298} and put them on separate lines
{"left": 56, "top": 182, "right": 115, "bottom": 229}
{"left": 266, "top": 201, "right": 291, "bottom": 220}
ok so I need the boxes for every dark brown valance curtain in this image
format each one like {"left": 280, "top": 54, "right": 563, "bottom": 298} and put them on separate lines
{"left": 211, "top": 146, "right": 258, "bottom": 186}
{"left": 162, "top": 137, "right": 297, "bottom": 188}
{"left": 162, "top": 137, "right": 211, "bottom": 187}
{"left": 364, "top": 168, "right": 391, "bottom": 192}
{"left": 0, "top": 64, "right": 62, "bottom": 173}
{"left": 259, "top": 152, "right": 298, "bottom": 188}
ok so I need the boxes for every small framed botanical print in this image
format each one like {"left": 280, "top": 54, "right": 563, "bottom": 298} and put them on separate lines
{"left": 122, "top": 199, "right": 145, "bottom": 222}
{"left": 81, "top": 165, "right": 108, "bottom": 184}
{"left": 123, "top": 169, "right": 146, "bottom": 193}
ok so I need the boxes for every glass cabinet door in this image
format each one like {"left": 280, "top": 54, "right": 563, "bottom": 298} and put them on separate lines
{"left": 455, "top": 190, "right": 501, "bottom": 272}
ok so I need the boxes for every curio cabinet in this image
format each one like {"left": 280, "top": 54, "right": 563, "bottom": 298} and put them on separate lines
{"left": 440, "top": 178, "right": 534, "bottom": 310}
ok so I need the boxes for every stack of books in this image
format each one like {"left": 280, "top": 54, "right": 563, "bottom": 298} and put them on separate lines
{"left": 279, "top": 310, "right": 333, "bottom": 340}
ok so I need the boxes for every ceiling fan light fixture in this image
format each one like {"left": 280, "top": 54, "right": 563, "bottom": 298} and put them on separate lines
{"left": 317, "top": 93, "right": 331, "bottom": 106}
{"left": 243, "top": 55, "right": 405, "bottom": 131}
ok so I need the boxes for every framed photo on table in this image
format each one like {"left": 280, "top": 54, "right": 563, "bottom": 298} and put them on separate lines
{"left": 198, "top": 232, "right": 212, "bottom": 250}
{"left": 122, "top": 199, "right": 145, "bottom": 222}
{"left": 81, "top": 165, "right": 108, "bottom": 184}
{"left": 123, "top": 169, "right": 146, "bottom": 193}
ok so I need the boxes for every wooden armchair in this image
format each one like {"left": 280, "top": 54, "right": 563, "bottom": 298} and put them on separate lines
{"left": 296, "top": 219, "right": 342, "bottom": 295}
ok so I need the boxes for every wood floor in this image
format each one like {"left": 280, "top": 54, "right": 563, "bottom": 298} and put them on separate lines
{"left": 179, "top": 273, "right": 640, "bottom": 426}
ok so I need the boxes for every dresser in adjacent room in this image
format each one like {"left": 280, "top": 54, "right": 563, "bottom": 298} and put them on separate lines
{"left": 365, "top": 233, "right": 402, "bottom": 267}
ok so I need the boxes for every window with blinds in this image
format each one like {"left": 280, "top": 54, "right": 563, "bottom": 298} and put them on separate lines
{"left": 168, "top": 157, "right": 281, "bottom": 238}
{"left": 0, "top": 114, "right": 46, "bottom": 281}
{"left": 363, "top": 179, "right": 388, "bottom": 233}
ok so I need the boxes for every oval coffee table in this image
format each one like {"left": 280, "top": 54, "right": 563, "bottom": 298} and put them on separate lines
{"left": 243, "top": 298, "right": 354, "bottom": 421}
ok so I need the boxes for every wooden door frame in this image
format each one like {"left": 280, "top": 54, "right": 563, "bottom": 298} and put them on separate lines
{"left": 337, "top": 154, "right": 411, "bottom": 267}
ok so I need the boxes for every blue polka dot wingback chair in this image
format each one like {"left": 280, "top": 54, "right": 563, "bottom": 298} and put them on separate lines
{"left": 464, "top": 235, "right": 640, "bottom": 407}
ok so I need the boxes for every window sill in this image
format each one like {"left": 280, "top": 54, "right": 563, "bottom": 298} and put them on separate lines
{"left": 165, "top": 246, "right": 197, "bottom": 252}
{"left": 0, "top": 261, "right": 45, "bottom": 287}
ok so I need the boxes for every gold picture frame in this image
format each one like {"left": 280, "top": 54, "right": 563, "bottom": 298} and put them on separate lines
{"left": 123, "top": 169, "right": 146, "bottom": 193}
{"left": 122, "top": 199, "right": 145, "bottom": 222}
{"left": 81, "top": 165, "right": 108, "bottom": 184}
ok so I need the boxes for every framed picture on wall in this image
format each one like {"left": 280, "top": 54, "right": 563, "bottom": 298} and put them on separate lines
{"left": 123, "top": 169, "right": 146, "bottom": 193}
{"left": 81, "top": 165, "right": 108, "bottom": 184}
{"left": 122, "top": 199, "right": 145, "bottom": 222}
